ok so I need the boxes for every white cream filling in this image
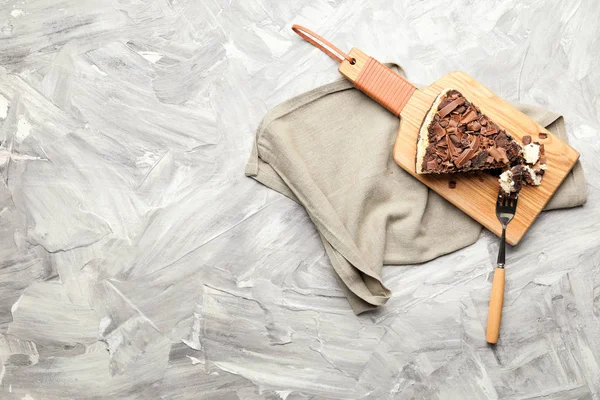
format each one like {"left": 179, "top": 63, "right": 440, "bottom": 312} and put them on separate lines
{"left": 499, "top": 170, "right": 515, "bottom": 193}
{"left": 499, "top": 166, "right": 542, "bottom": 194}
{"left": 523, "top": 165, "right": 543, "bottom": 185}
{"left": 522, "top": 143, "right": 540, "bottom": 164}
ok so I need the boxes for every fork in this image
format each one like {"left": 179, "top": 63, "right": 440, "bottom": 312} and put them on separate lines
{"left": 486, "top": 190, "right": 519, "bottom": 344}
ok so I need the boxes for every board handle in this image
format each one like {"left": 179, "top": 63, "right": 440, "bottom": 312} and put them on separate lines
{"left": 486, "top": 266, "right": 505, "bottom": 344}
{"left": 338, "top": 48, "right": 416, "bottom": 116}
{"left": 292, "top": 25, "right": 416, "bottom": 116}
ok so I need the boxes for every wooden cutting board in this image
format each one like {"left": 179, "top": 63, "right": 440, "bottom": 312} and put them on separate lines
{"left": 340, "top": 48, "right": 580, "bottom": 245}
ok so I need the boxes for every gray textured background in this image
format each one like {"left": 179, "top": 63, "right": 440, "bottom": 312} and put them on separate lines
{"left": 1, "top": 0, "right": 599, "bottom": 399}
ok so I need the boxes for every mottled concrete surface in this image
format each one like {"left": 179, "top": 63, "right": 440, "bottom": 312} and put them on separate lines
{"left": 0, "top": 0, "right": 599, "bottom": 399}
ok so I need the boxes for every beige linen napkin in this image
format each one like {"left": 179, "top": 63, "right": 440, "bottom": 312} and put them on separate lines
{"left": 245, "top": 65, "right": 587, "bottom": 314}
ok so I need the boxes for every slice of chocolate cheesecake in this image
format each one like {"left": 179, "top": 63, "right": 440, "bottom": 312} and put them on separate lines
{"left": 416, "top": 89, "right": 522, "bottom": 174}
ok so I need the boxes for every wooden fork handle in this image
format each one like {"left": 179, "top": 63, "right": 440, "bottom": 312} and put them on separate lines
{"left": 486, "top": 266, "right": 505, "bottom": 344}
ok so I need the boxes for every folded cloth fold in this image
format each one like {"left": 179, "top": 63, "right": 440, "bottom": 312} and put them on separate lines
{"left": 245, "top": 65, "right": 587, "bottom": 314}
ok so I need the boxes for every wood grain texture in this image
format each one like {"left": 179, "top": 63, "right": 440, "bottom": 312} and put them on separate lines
{"left": 393, "top": 71, "right": 580, "bottom": 245}
{"left": 486, "top": 267, "right": 505, "bottom": 344}
{"left": 338, "top": 48, "right": 369, "bottom": 81}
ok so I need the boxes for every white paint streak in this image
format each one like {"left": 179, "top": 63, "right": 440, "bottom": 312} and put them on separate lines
{"left": 181, "top": 311, "right": 202, "bottom": 350}
{"left": 91, "top": 64, "right": 107, "bottom": 76}
{"left": 11, "top": 293, "right": 24, "bottom": 315}
{"left": 0, "top": 94, "right": 9, "bottom": 119}
{"left": 15, "top": 116, "right": 32, "bottom": 143}
{"left": 0, "top": 149, "right": 46, "bottom": 162}
{"left": 98, "top": 316, "right": 112, "bottom": 336}
{"left": 185, "top": 355, "right": 202, "bottom": 365}
{"left": 138, "top": 51, "right": 163, "bottom": 64}
{"left": 276, "top": 390, "right": 293, "bottom": 399}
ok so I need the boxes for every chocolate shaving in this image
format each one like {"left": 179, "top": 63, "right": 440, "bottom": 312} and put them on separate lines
{"left": 433, "top": 123, "right": 446, "bottom": 141}
{"left": 496, "top": 147, "right": 509, "bottom": 164}
{"left": 438, "top": 98, "right": 466, "bottom": 119}
{"left": 460, "top": 136, "right": 471, "bottom": 148}
{"left": 467, "top": 121, "right": 481, "bottom": 131}
{"left": 460, "top": 109, "right": 478, "bottom": 124}
{"left": 483, "top": 124, "right": 498, "bottom": 136}
{"left": 495, "top": 132, "right": 508, "bottom": 148}
{"left": 482, "top": 137, "right": 494, "bottom": 147}
{"left": 447, "top": 135, "right": 459, "bottom": 157}
{"left": 538, "top": 132, "right": 548, "bottom": 139}
{"left": 455, "top": 148, "right": 474, "bottom": 167}
{"left": 449, "top": 179, "right": 457, "bottom": 189}
{"left": 469, "top": 135, "right": 481, "bottom": 151}
{"left": 510, "top": 165, "right": 524, "bottom": 191}
{"left": 449, "top": 134, "right": 461, "bottom": 146}
{"left": 522, "top": 135, "right": 532, "bottom": 145}
{"left": 438, "top": 97, "right": 453, "bottom": 110}
{"left": 435, "top": 148, "right": 449, "bottom": 161}
{"left": 505, "top": 141, "right": 521, "bottom": 162}
{"left": 488, "top": 147, "right": 502, "bottom": 162}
